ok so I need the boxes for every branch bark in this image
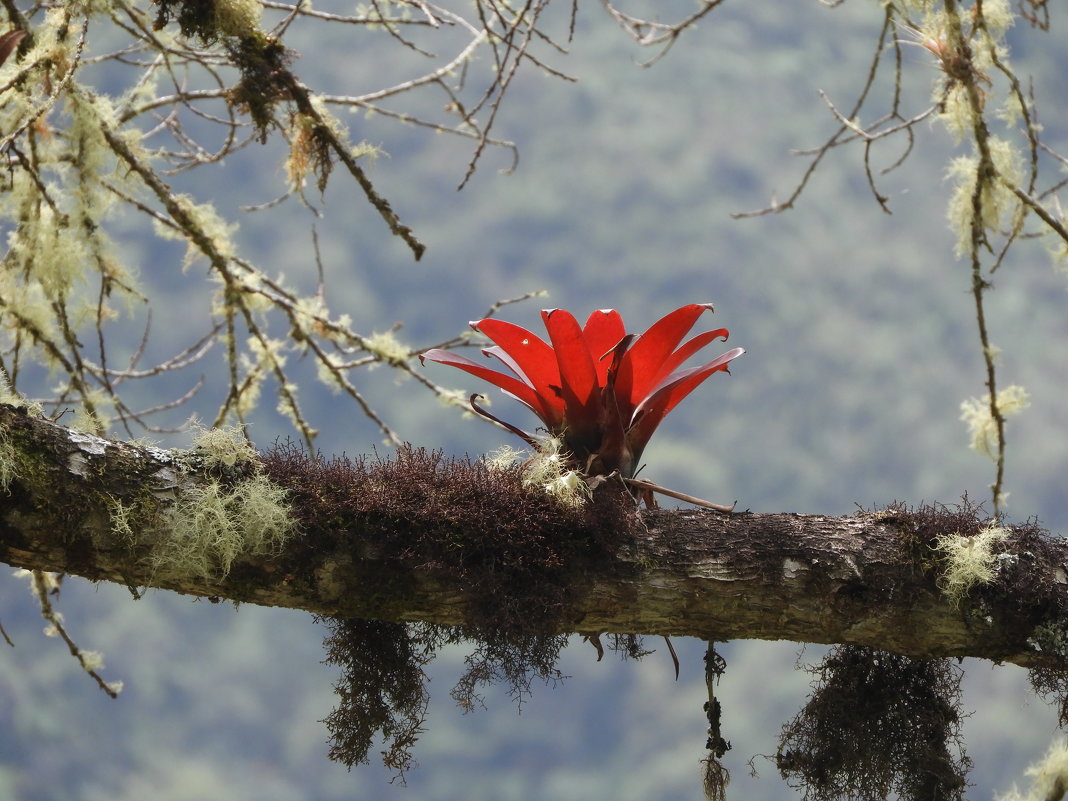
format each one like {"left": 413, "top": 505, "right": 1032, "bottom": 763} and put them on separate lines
{"left": 1, "top": 403, "right": 1066, "bottom": 670}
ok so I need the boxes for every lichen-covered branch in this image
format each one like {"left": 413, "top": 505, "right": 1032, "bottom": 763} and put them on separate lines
{"left": 4, "top": 0, "right": 676, "bottom": 445}
{"left": 2, "top": 403, "right": 1067, "bottom": 672}
{"left": 729, "top": 1, "right": 1067, "bottom": 517}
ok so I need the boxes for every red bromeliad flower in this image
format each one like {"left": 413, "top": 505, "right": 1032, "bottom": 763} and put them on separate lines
{"left": 420, "top": 304, "right": 744, "bottom": 478}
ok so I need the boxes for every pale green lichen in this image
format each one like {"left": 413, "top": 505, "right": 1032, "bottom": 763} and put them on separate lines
{"left": 153, "top": 471, "right": 295, "bottom": 580}
{"left": 959, "top": 384, "right": 1030, "bottom": 460}
{"left": 0, "top": 430, "right": 18, "bottom": 491}
{"left": 109, "top": 428, "right": 297, "bottom": 580}
{"left": 489, "top": 437, "right": 591, "bottom": 509}
{"left": 230, "top": 269, "right": 274, "bottom": 313}
{"left": 0, "top": 78, "right": 144, "bottom": 432}
{"left": 191, "top": 423, "right": 257, "bottom": 470}
{"left": 0, "top": 376, "right": 40, "bottom": 489}
{"left": 436, "top": 388, "right": 473, "bottom": 413}
{"left": 68, "top": 392, "right": 113, "bottom": 436}
{"left": 932, "top": 523, "right": 1010, "bottom": 605}
{"left": 980, "top": 0, "right": 1015, "bottom": 38}
{"left": 314, "top": 353, "right": 345, "bottom": 393}
{"left": 485, "top": 444, "right": 527, "bottom": 472}
{"left": 946, "top": 138, "right": 1024, "bottom": 258}
{"left": 0, "top": 374, "right": 37, "bottom": 413}
{"left": 364, "top": 330, "right": 411, "bottom": 367}
{"left": 938, "top": 84, "right": 974, "bottom": 144}
{"left": 232, "top": 335, "right": 290, "bottom": 420}
{"left": 108, "top": 495, "right": 138, "bottom": 545}
{"left": 214, "top": 0, "right": 263, "bottom": 38}
{"left": 153, "top": 193, "right": 239, "bottom": 270}
{"left": 81, "top": 649, "right": 104, "bottom": 671}
{"left": 997, "top": 740, "right": 1068, "bottom": 801}
{"left": 275, "top": 382, "right": 307, "bottom": 434}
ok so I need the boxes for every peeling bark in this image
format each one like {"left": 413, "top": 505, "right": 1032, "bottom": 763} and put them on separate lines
{"left": 1, "top": 403, "right": 1066, "bottom": 669}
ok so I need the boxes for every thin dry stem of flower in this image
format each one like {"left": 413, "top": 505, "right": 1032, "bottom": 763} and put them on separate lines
{"left": 622, "top": 476, "right": 736, "bottom": 513}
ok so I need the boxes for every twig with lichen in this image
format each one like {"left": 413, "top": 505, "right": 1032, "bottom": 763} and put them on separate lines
{"left": 21, "top": 570, "right": 123, "bottom": 698}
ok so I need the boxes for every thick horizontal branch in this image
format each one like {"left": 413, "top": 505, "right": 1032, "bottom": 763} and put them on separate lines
{"left": 1, "top": 403, "right": 1066, "bottom": 669}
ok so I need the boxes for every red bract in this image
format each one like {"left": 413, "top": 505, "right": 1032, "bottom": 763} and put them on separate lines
{"left": 420, "top": 304, "right": 744, "bottom": 477}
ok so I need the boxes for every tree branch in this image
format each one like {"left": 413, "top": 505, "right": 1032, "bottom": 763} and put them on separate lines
{"left": 1, "top": 403, "right": 1065, "bottom": 671}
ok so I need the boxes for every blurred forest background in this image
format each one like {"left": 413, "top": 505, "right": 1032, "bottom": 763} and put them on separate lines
{"left": 2, "top": 1, "right": 1067, "bottom": 799}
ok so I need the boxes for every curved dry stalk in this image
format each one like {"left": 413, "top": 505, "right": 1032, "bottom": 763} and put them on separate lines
{"left": 623, "top": 476, "right": 736, "bottom": 513}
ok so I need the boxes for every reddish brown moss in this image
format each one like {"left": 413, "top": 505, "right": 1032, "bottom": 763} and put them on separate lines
{"left": 261, "top": 442, "right": 640, "bottom": 775}
{"left": 262, "top": 441, "right": 634, "bottom": 636}
{"left": 874, "top": 499, "right": 1068, "bottom": 724}
{"left": 778, "top": 646, "right": 970, "bottom": 801}
{"left": 318, "top": 618, "right": 435, "bottom": 774}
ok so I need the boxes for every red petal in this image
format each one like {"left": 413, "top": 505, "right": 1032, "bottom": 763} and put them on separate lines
{"left": 637, "top": 346, "right": 745, "bottom": 418}
{"left": 614, "top": 304, "right": 715, "bottom": 410}
{"left": 647, "top": 328, "right": 730, "bottom": 390}
{"left": 475, "top": 318, "right": 560, "bottom": 398}
{"left": 482, "top": 345, "right": 535, "bottom": 385}
{"left": 581, "top": 309, "right": 627, "bottom": 385}
{"left": 420, "top": 348, "right": 560, "bottom": 428}
{"left": 626, "top": 346, "right": 745, "bottom": 459}
{"left": 542, "top": 308, "right": 602, "bottom": 446}
{"left": 482, "top": 345, "right": 567, "bottom": 427}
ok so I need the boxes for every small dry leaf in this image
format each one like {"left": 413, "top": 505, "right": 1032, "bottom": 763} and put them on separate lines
{"left": 0, "top": 30, "right": 27, "bottom": 68}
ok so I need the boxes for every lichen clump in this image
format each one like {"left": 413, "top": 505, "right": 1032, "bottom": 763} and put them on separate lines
{"left": 486, "top": 437, "right": 592, "bottom": 510}
{"left": 154, "top": 471, "right": 293, "bottom": 579}
{"left": 959, "top": 385, "right": 1030, "bottom": 461}
{"left": 933, "top": 523, "right": 1011, "bottom": 606}
{"left": 112, "top": 425, "right": 296, "bottom": 580}
{"left": 997, "top": 740, "right": 1068, "bottom": 801}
